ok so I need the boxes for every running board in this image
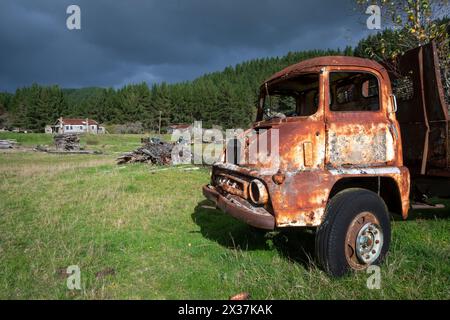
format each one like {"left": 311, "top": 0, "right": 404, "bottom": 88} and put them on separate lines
{"left": 411, "top": 202, "right": 446, "bottom": 210}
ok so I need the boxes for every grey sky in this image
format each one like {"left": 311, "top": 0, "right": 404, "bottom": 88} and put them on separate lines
{"left": 0, "top": 0, "right": 374, "bottom": 92}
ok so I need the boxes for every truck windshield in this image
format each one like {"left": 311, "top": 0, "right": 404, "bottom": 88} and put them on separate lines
{"left": 259, "top": 73, "right": 320, "bottom": 121}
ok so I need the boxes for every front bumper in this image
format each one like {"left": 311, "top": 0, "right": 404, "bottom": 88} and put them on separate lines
{"left": 202, "top": 185, "right": 275, "bottom": 230}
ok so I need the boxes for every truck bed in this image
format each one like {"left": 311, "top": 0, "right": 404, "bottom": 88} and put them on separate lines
{"left": 386, "top": 41, "right": 450, "bottom": 178}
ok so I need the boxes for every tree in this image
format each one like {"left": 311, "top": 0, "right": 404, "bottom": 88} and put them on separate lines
{"left": 0, "top": 92, "right": 12, "bottom": 128}
{"left": 355, "top": 1, "right": 449, "bottom": 107}
{"left": 355, "top": 0, "right": 449, "bottom": 59}
{"left": 8, "top": 84, "right": 67, "bottom": 131}
{"left": 3, "top": 48, "right": 349, "bottom": 131}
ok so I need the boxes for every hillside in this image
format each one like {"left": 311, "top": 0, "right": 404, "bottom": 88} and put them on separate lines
{"left": 1, "top": 17, "right": 448, "bottom": 132}
{"left": 1, "top": 48, "right": 352, "bottom": 132}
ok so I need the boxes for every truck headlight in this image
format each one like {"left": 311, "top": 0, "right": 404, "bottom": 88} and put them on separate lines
{"left": 249, "top": 179, "right": 268, "bottom": 205}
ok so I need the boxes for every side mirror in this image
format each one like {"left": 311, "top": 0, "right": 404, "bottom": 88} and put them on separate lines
{"left": 390, "top": 94, "right": 398, "bottom": 113}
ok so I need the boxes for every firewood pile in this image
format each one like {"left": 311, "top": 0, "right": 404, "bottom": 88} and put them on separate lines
{"left": 0, "top": 139, "right": 17, "bottom": 149}
{"left": 54, "top": 134, "right": 80, "bottom": 151}
{"left": 117, "top": 138, "right": 175, "bottom": 165}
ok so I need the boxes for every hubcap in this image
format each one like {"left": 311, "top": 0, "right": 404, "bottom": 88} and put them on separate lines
{"left": 355, "top": 222, "right": 383, "bottom": 264}
{"left": 345, "top": 212, "right": 383, "bottom": 270}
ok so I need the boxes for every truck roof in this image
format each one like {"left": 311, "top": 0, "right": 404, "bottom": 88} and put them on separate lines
{"left": 263, "top": 56, "right": 387, "bottom": 85}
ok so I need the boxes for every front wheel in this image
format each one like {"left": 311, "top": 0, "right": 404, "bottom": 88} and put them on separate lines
{"left": 315, "top": 188, "right": 391, "bottom": 277}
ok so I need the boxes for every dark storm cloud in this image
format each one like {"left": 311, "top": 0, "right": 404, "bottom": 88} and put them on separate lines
{"left": 0, "top": 0, "right": 371, "bottom": 91}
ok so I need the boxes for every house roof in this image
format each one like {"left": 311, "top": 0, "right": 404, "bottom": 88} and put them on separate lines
{"left": 168, "top": 124, "right": 191, "bottom": 129}
{"left": 57, "top": 118, "right": 99, "bottom": 126}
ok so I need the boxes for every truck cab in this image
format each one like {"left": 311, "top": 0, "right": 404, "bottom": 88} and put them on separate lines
{"left": 203, "top": 49, "right": 449, "bottom": 277}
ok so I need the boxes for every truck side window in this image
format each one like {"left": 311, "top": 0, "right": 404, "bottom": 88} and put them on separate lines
{"left": 330, "top": 72, "right": 380, "bottom": 112}
{"left": 262, "top": 73, "right": 320, "bottom": 119}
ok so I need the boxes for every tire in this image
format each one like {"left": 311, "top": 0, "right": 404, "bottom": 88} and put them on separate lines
{"left": 315, "top": 188, "right": 391, "bottom": 277}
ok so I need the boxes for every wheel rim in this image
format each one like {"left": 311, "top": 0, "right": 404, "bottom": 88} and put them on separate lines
{"left": 345, "top": 211, "right": 383, "bottom": 270}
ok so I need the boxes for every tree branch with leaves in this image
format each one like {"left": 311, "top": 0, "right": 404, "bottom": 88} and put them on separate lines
{"left": 355, "top": 0, "right": 449, "bottom": 104}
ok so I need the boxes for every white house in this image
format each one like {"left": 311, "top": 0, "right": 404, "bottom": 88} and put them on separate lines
{"left": 47, "top": 118, "right": 105, "bottom": 134}
{"left": 166, "top": 123, "right": 192, "bottom": 134}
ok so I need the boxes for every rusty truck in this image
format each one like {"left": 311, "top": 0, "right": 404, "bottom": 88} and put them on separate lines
{"left": 203, "top": 41, "right": 450, "bottom": 277}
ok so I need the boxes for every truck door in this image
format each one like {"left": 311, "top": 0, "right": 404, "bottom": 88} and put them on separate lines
{"left": 325, "top": 70, "right": 396, "bottom": 167}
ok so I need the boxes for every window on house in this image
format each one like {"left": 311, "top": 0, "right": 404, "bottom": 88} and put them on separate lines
{"left": 80, "top": 126, "right": 83, "bottom": 130}
{"left": 65, "top": 126, "right": 69, "bottom": 130}
{"left": 330, "top": 72, "right": 380, "bottom": 112}
{"left": 70, "top": 126, "right": 73, "bottom": 130}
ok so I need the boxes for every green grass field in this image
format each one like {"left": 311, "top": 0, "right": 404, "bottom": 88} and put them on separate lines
{"left": 0, "top": 133, "right": 449, "bottom": 299}
{"left": 0, "top": 132, "right": 173, "bottom": 153}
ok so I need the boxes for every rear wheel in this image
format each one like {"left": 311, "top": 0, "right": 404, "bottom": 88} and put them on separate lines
{"left": 315, "top": 188, "right": 391, "bottom": 277}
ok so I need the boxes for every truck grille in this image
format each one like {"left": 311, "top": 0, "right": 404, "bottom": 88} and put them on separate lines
{"left": 214, "top": 173, "right": 249, "bottom": 199}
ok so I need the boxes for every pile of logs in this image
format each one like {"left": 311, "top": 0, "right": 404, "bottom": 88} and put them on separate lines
{"left": 117, "top": 138, "right": 175, "bottom": 165}
{"left": 0, "top": 139, "right": 17, "bottom": 149}
{"left": 54, "top": 134, "right": 80, "bottom": 151}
